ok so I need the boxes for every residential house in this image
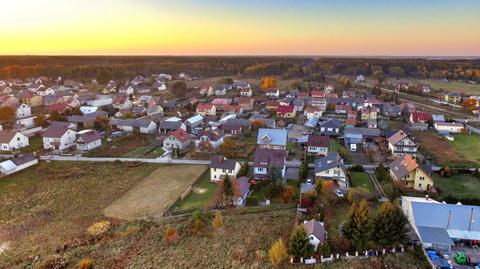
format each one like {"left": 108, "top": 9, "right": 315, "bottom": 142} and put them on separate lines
{"left": 361, "top": 107, "right": 378, "bottom": 121}
{"left": 387, "top": 130, "right": 418, "bottom": 157}
{"left": 252, "top": 148, "right": 286, "bottom": 180}
{"left": 222, "top": 104, "right": 243, "bottom": 115}
{"left": 314, "top": 152, "right": 349, "bottom": 188}
{"left": 409, "top": 111, "right": 432, "bottom": 130}
{"left": 432, "top": 114, "right": 446, "bottom": 123}
{"left": 195, "top": 129, "right": 225, "bottom": 152}
{"left": 257, "top": 128, "right": 288, "bottom": 150}
{"left": 152, "top": 81, "right": 167, "bottom": 91}
{"left": 240, "top": 88, "right": 253, "bottom": 97}
{"left": 87, "top": 95, "right": 113, "bottom": 107}
{"left": 381, "top": 102, "right": 402, "bottom": 117}
{"left": 112, "top": 96, "right": 132, "bottom": 110}
{"left": 277, "top": 105, "right": 296, "bottom": 118}
{"left": 76, "top": 129, "right": 102, "bottom": 151}
{"left": 320, "top": 119, "right": 341, "bottom": 137}
{"left": 344, "top": 127, "right": 381, "bottom": 146}
{"left": 199, "top": 85, "right": 214, "bottom": 96}
{"left": 304, "top": 106, "right": 323, "bottom": 120}
{"left": 196, "top": 103, "right": 217, "bottom": 116}
{"left": 0, "top": 154, "right": 38, "bottom": 175}
{"left": 17, "top": 91, "right": 43, "bottom": 107}
{"left": 307, "top": 135, "right": 329, "bottom": 156}
{"left": 209, "top": 155, "right": 241, "bottom": 182}
{"left": 221, "top": 119, "right": 250, "bottom": 135}
{"left": 444, "top": 92, "right": 462, "bottom": 104}
{"left": 293, "top": 99, "right": 304, "bottom": 112}
{"left": 14, "top": 103, "right": 31, "bottom": 119}
{"left": 163, "top": 128, "right": 191, "bottom": 150}
{"left": 335, "top": 104, "right": 350, "bottom": 114}
{"left": 0, "top": 131, "right": 29, "bottom": 151}
{"left": 159, "top": 117, "right": 186, "bottom": 134}
{"left": 42, "top": 125, "right": 77, "bottom": 151}
{"left": 389, "top": 154, "right": 433, "bottom": 191}
{"left": 265, "top": 88, "right": 280, "bottom": 99}
{"left": 110, "top": 117, "right": 157, "bottom": 134}
{"left": 147, "top": 104, "right": 164, "bottom": 116}
{"left": 434, "top": 122, "right": 464, "bottom": 134}
{"left": 131, "top": 106, "right": 147, "bottom": 117}
{"left": 304, "top": 219, "right": 327, "bottom": 251}
{"left": 238, "top": 97, "right": 254, "bottom": 111}
{"left": 234, "top": 177, "right": 251, "bottom": 207}
{"left": 185, "top": 114, "right": 204, "bottom": 131}
{"left": 118, "top": 85, "right": 135, "bottom": 96}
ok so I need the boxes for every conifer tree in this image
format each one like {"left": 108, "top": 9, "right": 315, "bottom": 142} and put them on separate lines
{"left": 290, "top": 224, "right": 314, "bottom": 258}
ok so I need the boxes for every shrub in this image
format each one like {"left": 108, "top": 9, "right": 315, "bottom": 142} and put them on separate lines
{"left": 279, "top": 185, "right": 295, "bottom": 203}
{"left": 268, "top": 239, "right": 289, "bottom": 266}
{"left": 35, "top": 254, "right": 67, "bottom": 269}
{"left": 212, "top": 211, "right": 223, "bottom": 229}
{"left": 246, "top": 196, "right": 258, "bottom": 206}
{"left": 317, "top": 243, "right": 331, "bottom": 256}
{"left": 76, "top": 258, "right": 94, "bottom": 269}
{"left": 87, "top": 221, "right": 111, "bottom": 237}
{"left": 164, "top": 226, "right": 179, "bottom": 243}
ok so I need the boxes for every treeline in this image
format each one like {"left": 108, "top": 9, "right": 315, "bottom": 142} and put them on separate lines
{"left": 1, "top": 56, "right": 479, "bottom": 83}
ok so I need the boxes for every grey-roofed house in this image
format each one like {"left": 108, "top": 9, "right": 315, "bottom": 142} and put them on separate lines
{"left": 185, "top": 114, "right": 204, "bottom": 131}
{"left": 344, "top": 127, "right": 381, "bottom": 146}
{"left": 314, "top": 152, "right": 349, "bottom": 188}
{"left": 110, "top": 117, "right": 157, "bottom": 134}
{"left": 209, "top": 155, "right": 241, "bottom": 182}
{"left": 76, "top": 129, "right": 102, "bottom": 151}
{"left": 304, "top": 219, "right": 327, "bottom": 251}
{"left": 234, "top": 177, "right": 251, "bottom": 207}
{"left": 159, "top": 117, "right": 186, "bottom": 134}
{"left": 381, "top": 102, "right": 402, "bottom": 117}
{"left": 402, "top": 196, "right": 480, "bottom": 250}
{"left": 257, "top": 128, "right": 288, "bottom": 150}
{"left": 253, "top": 148, "right": 286, "bottom": 180}
{"left": 320, "top": 119, "right": 341, "bottom": 137}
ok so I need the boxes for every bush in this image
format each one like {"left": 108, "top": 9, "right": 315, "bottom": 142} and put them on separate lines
{"left": 76, "top": 258, "right": 94, "bottom": 269}
{"left": 246, "top": 196, "right": 259, "bottom": 206}
{"left": 164, "top": 226, "right": 179, "bottom": 243}
{"left": 268, "top": 239, "right": 289, "bottom": 266}
{"left": 35, "top": 254, "right": 67, "bottom": 269}
{"left": 87, "top": 221, "right": 111, "bottom": 237}
{"left": 317, "top": 242, "right": 331, "bottom": 256}
{"left": 212, "top": 211, "right": 223, "bottom": 228}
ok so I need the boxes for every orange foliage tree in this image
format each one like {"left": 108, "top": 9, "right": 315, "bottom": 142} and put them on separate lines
{"left": 261, "top": 76, "right": 278, "bottom": 91}
{"left": 279, "top": 185, "right": 295, "bottom": 203}
{"left": 251, "top": 120, "right": 265, "bottom": 131}
{"left": 463, "top": 98, "right": 478, "bottom": 111}
{"left": 164, "top": 226, "right": 179, "bottom": 243}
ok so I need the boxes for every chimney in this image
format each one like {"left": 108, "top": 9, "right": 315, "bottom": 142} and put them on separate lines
{"left": 469, "top": 208, "right": 474, "bottom": 232}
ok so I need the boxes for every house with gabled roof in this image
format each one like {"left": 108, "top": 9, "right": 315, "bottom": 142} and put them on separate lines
{"left": 389, "top": 154, "right": 433, "bottom": 191}
{"left": 277, "top": 105, "right": 296, "bottom": 118}
{"left": 194, "top": 129, "right": 225, "bottom": 152}
{"left": 76, "top": 129, "right": 102, "bottom": 151}
{"left": 252, "top": 148, "right": 286, "bottom": 180}
{"left": 238, "top": 97, "right": 254, "bottom": 110}
{"left": 307, "top": 135, "right": 329, "bottom": 156}
{"left": 320, "top": 119, "right": 341, "bottom": 137}
{"left": 210, "top": 155, "right": 241, "bottom": 182}
{"left": 304, "top": 219, "right": 327, "bottom": 251}
{"left": 314, "top": 152, "right": 349, "bottom": 188}
{"left": 0, "top": 131, "right": 29, "bottom": 151}
{"left": 163, "top": 128, "right": 191, "bottom": 150}
{"left": 196, "top": 103, "right": 216, "bottom": 116}
{"left": 387, "top": 130, "right": 418, "bottom": 157}
{"left": 42, "top": 125, "right": 77, "bottom": 151}
{"left": 257, "top": 128, "right": 287, "bottom": 150}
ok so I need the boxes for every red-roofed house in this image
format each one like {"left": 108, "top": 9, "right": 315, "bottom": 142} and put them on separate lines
{"left": 409, "top": 111, "right": 432, "bottom": 124}
{"left": 276, "top": 105, "right": 296, "bottom": 118}
{"left": 196, "top": 103, "right": 216, "bottom": 116}
{"left": 238, "top": 97, "right": 254, "bottom": 110}
{"left": 48, "top": 103, "right": 70, "bottom": 114}
{"left": 163, "top": 128, "right": 191, "bottom": 150}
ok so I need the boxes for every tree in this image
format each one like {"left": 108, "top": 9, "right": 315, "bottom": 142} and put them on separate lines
{"left": 190, "top": 210, "right": 205, "bottom": 235}
{"left": 164, "top": 226, "right": 179, "bottom": 243}
{"left": 261, "top": 76, "right": 278, "bottom": 90}
{"left": 0, "top": 106, "right": 15, "bottom": 126}
{"left": 34, "top": 113, "right": 48, "bottom": 128}
{"left": 267, "top": 166, "right": 282, "bottom": 182}
{"left": 76, "top": 258, "right": 95, "bottom": 269}
{"left": 93, "top": 116, "right": 109, "bottom": 131}
{"left": 268, "top": 239, "right": 288, "bottom": 266}
{"left": 251, "top": 120, "right": 265, "bottom": 131}
{"left": 372, "top": 70, "right": 385, "bottom": 84}
{"left": 47, "top": 111, "right": 66, "bottom": 122}
{"left": 171, "top": 81, "right": 188, "bottom": 98}
{"left": 212, "top": 211, "right": 223, "bottom": 228}
{"left": 463, "top": 98, "right": 478, "bottom": 111}
{"left": 237, "top": 161, "right": 250, "bottom": 177}
{"left": 347, "top": 187, "right": 369, "bottom": 204}
{"left": 343, "top": 200, "right": 372, "bottom": 250}
{"left": 374, "top": 163, "right": 390, "bottom": 183}
{"left": 70, "top": 106, "right": 82, "bottom": 116}
{"left": 265, "top": 181, "right": 283, "bottom": 200}
{"left": 214, "top": 176, "right": 239, "bottom": 207}
{"left": 373, "top": 201, "right": 408, "bottom": 246}
{"left": 290, "top": 224, "right": 314, "bottom": 259}
{"left": 219, "top": 138, "right": 236, "bottom": 158}
{"left": 280, "top": 185, "right": 295, "bottom": 203}
{"left": 338, "top": 76, "right": 352, "bottom": 89}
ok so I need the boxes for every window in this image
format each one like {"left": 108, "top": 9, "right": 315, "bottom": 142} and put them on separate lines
{"left": 419, "top": 176, "right": 425, "bottom": 180}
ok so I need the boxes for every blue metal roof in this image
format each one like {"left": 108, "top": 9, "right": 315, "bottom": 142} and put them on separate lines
{"left": 257, "top": 128, "right": 287, "bottom": 146}
{"left": 416, "top": 226, "right": 454, "bottom": 246}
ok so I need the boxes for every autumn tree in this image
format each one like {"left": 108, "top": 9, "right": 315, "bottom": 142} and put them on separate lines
{"left": 93, "top": 116, "right": 109, "bottom": 131}
{"left": 76, "top": 258, "right": 94, "bottom": 269}
{"left": 219, "top": 138, "right": 236, "bottom": 158}
{"left": 214, "top": 176, "right": 239, "bottom": 208}
{"left": 261, "top": 76, "right": 278, "bottom": 91}
{"left": 268, "top": 239, "right": 289, "bottom": 266}
{"left": 251, "top": 120, "right": 265, "bottom": 131}
{"left": 212, "top": 211, "right": 223, "bottom": 229}
{"left": 290, "top": 224, "right": 314, "bottom": 259}
{"left": 171, "top": 81, "right": 188, "bottom": 98}
{"left": 265, "top": 181, "right": 283, "bottom": 200}
{"left": 190, "top": 210, "right": 205, "bottom": 235}
{"left": 0, "top": 106, "right": 16, "bottom": 126}
{"left": 338, "top": 76, "right": 352, "bottom": 89}
{"left": 47, "top": 111, "right": 66, "bottom": 122}
{"left": 164, "top": 226, "right": 179, "bottom": 243}
{"left": 463, "top": 98, "right": 478, "bottom": 111}
{"left": 372, "top": 70, "right": 385, "bottom": 84}
{"left": 343, "top": 200, "right": 372, "bottom": 250}
{"left": 280, "top": 185, "right": 295, "bottom": 203}
{"left": 237, "top": 161, "right": 250, "bottom": 177}
{"left": 34, "top": 113, "right": 48, "bottom": 128}
{"left": 373, "top": 201, "right": 408, "bottom": 246}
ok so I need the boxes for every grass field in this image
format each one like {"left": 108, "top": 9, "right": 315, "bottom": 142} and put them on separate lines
{"left": 433, "top": 174, "right": 480, "bottom": 198}
{"left": 172, "top": 170, "right": 216, "bottom": 212}
{"left": 122, "top": 144, "right": 165, "bottom": 158}
{"left": 406, "top": 78, "right": 480, "bottom": 95}
{"left": 349, "top": 172, "right": 373, "bottom": 191}
{"left": 104, "top": 164, "right": 208, "bottom": 220}
{"left": 450, "top": 134, "right": 480, "bottom": 165}
{"left": 0, "top": 161, "right": 161, "bottom": 266}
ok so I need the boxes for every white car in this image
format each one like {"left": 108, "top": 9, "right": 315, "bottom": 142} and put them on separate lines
{"left": 350, "top": 144, "right": 357, "bottom": 152}
{"left": 335, "top": 189, "right": 345, "bottom": 198}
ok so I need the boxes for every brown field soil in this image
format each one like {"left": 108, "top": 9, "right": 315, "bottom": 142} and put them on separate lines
{"left": 87, "top": 135, "right": 151, "bottom": 157}
{"left": 414, "top": 131, "right": 475, "bottom": 166}
{"left": 104, "top": 164, "right": 208, "bottom": 220}
{"left": 0, "top": 161, "right": 161, "bottom": 267}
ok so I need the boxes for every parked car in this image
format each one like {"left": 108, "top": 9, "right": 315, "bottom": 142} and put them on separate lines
{"left": 335, "top": 189, "right": 345, "bottom": 198}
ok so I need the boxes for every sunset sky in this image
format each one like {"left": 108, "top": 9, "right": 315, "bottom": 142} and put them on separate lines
{"left": 1, "top": 0, "right": 479, "bottom": 56}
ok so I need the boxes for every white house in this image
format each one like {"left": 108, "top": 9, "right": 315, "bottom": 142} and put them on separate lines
{"left": 0, "top": 131, "right": 29, "bottom": 151}
{"left": 76, "top": 129, "right": 102, "bottom": 151}
{"left": 0, "top": 154, "right": 38, "bottom": 175}
{"left": 253, "top": 148, "right": 286, "bottom": 180}
{"left": 303, "top": 219, "right": 326, "bottom": 251}
{"left": 434, "top": 122, "right": 464, "bottom": 134}
{"left": 194, "top": 129, "right": 225, "bottom": 152}
{"left": 265, "top": 88, "right": 280, "bottom": 99}
{"left": 209, "top": 155, "right": 241, "bottom": 182}
{"left": 387, "top": 130, "right": 418, "bottom": 157}
{"left": 42, "top": 125, "right": 77, "bottom": 151}
{"left": 14, "top": 103, "right": 32, "bottom": 119}
{"left": 163, "top": 128, "right": 191, "bottom": 150}
{"left": 86, "top": 96, "right": 113, "bottom": 107}
{"left": 314, "top": 153, "right": 349, "bottom": 188}
{"left": 307, "top": 135, "right": 329, "bottom": 156}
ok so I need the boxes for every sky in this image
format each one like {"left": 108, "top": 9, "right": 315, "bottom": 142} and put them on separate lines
{"left": 0, "top": 0, "right": 479, "bottom": 56}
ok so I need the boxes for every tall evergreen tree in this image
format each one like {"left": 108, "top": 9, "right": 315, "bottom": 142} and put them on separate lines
{"left": 267, "top": 166, "right": 282, "bottom": 182}
{"left": 344, "top": 200, "right": 372, "bottom": 250}
{"left": 373, "top": 201, "right": 408, "bottom": 246}
{"left": 290, "top": 224, "right": 314, "bottom": 258}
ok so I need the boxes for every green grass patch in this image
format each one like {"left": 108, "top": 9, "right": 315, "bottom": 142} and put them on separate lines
{"left": 349, "top": 172, "right": 373, "bottom": 191}
{"left": 329, "top": 139, "right": 343, "bottom": 153}
{"left": 450, "top": 134, "right": 480, "bottom": 165}
{"left": 433, "top": 174, "right": 480, "bottom": 198}
{"left": 173, "top": 171, "right": 216, "bottom": 212}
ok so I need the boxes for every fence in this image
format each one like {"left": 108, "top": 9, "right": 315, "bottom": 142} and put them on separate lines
{"left": 291, "top": 246, "right": 407, "bottom": 265}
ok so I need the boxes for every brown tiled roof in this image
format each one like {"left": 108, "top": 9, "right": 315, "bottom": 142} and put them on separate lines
{"left": 389, "top": 154, "right": 419, "bottom": 179}
{"left": 307, "top": 135, "right": 329, "bottom": 147}
{"left": 0, "top": 130, "right": 18, "bottom": 143}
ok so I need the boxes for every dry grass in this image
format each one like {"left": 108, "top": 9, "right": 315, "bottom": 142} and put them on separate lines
{"left": 104, "top": 165, "right": 208, "bottom": 220}
{"left": 0, "top": 161, "right": 160, "bottom": 267}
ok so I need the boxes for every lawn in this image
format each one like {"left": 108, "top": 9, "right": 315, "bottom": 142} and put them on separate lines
{"left": 349, "top": 172, "right": 373, "bottom": 191}
{"left": 104, "top": 164, "right": 208, "bottom": 220}
{"left": 0, "top": 161, "right": 161, "bottom": 266}
{"left": 122, "top": 144, "right": 165, "bottom": 158}
{"left": 433, "top": 174, "right": 480, "bottom": 198}
{"left": 328, "top": 138, "right": 343, "bottom": 153}
{"left": 450, "top": 134, "right": 480, "bottom": 166}
{"left": 23, "top": 135, "right": 43, "bottom": 153}
{"left": 407, "top": 78, "right": 480, "bottom": 95}
{"left": 172, "top": 170, "right": 216, "bottom": 212}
